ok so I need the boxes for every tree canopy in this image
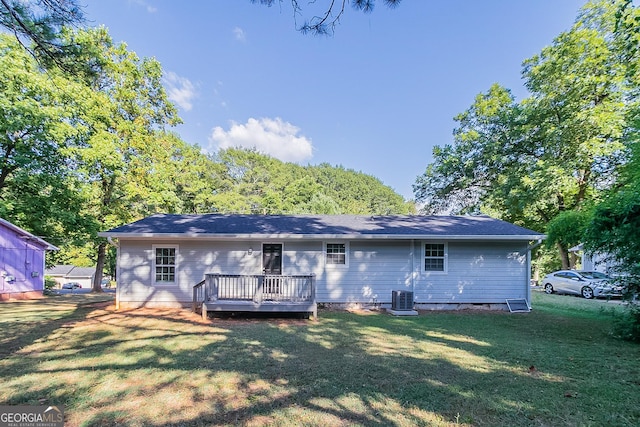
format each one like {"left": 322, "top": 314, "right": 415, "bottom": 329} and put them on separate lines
{"left": 0, "top": 21, "right": 412, "bottom": 288}
{"left": 0, "top": 0, "right": 84, "bottom": 70}
{"left": 413, "top": 0, "right": 636, "bottom": 269}
{"left": 251, "top": 0, "right": 401, "bottom": 35}
{"left": 207, "top": 148, "right": 414, "bottom": 216}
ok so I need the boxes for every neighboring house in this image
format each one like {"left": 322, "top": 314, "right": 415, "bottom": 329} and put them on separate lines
{"left": 99, "top": 214, "right": 544, "bottom": 311}
{"left": 569, "top": 244, "right": 618, "bottom": 274}
{"left": 45, "top": 265, "right": 96, "bottom": 289}
{"left": 0, "top": 218, "right": 58, "bottom": 301}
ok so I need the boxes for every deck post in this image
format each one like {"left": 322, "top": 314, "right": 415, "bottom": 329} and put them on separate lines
{"left": 311, "top": 274, "right": 317, "bottom": 320}
{"left": 207, "top": 274, "right": 218, "bottom": 302}
{"left": 192, "top": 279, "right": 206, "bottom": 313}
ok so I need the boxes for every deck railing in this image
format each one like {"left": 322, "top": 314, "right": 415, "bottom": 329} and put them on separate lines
{"left": 193, "top": 273, "right": 315, "bottom": 308}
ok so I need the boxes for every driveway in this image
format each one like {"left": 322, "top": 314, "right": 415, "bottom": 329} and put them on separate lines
{"left": 52, "top": 287, "right": 115, "bottom": 296}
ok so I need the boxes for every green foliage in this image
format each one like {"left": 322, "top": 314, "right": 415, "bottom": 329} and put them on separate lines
{"left": 0, "top": 0, "right": 84, "bottom": 71}
{"left": 0, "top": 18, "right": 412, "bottom": 282}
{"left": 414, "top": 0, "right": 631, "bottom": 234}
{"left": 584, "top": 189, "right": 640, "bottom": 262}
{"left": 545, "top": 209, "right": 593, "bottom": 269}
{"left": 583, "top": 188, "right": 640, "bottom": 327}
{"left": 580, "top": 0, "right": 640, "bottom": 341}
{"left": 43, "top": 276, "right": 56, "bottom": 290}
{"left": 413, "top": 1, "right": 640, "bottom": 339}
{"left": 545, "top": 210, "right": 590, "bottom": 249}
{"left": 612, "top": 303, "right": 640, "bottom": 342}
{"left": 0, "top": 34, "right": 90, "bottom": 244}
{"left": 210, "top": 148, "right": 413, "bottom": 215}
{"left": 532, "top": 245, "right": 563, "bottom": 281}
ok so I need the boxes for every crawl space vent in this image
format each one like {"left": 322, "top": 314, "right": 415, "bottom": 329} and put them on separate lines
{"left": 506, "top": 299, "right": 530, "bottom": 313}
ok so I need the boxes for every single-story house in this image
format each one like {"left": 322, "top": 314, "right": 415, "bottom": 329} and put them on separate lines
{"left": 45, "top": 265, "right": 96, "bottom": 289}
{"left": 99, "top": 214, "right": 544, "bottom": 313}
{"left": 0, "top": 217, "right": 58, "bottom": 301}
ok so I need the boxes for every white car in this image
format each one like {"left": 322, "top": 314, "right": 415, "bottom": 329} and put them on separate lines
{"left": 542, "top": 270, "right": 623, "bottom": 299}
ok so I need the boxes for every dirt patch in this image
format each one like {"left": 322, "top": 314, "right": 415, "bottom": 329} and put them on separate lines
{"left": 106, "top": 305, "right": 212, "bottom": 324}
{"left": 206, "top": 311, "right": 314, "bottom": 326}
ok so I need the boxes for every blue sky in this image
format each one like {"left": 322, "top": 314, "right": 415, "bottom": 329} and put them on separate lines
{"left": 82, "top": 0, "right": 587, "bottom": 199}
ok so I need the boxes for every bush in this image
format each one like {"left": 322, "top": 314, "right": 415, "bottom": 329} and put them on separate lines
{"left": 44, "top": 276, "right": 57, "bottom": 290}
{"left": 613, "top": 303, "right": 640, "bottom": 342}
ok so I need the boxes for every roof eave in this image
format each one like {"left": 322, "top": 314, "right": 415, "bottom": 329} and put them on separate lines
{"left": 0, "top": 218, "right": 59, "bottom": 250}
{"left": 99, "top": 232, "right": 545, "bottom": 241}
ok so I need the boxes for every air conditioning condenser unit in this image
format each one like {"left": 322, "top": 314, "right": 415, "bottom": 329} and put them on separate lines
{"left": 391, "top": 290, "right": 414, "bottom": 311}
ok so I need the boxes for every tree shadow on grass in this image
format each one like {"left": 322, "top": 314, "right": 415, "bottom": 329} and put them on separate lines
{"left": 1, "top": 305, "right": 638, "bottom": 426}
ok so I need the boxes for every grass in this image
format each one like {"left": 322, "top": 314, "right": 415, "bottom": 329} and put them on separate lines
{"left": 0, "top": 292, "right": 639, "bottom": 426}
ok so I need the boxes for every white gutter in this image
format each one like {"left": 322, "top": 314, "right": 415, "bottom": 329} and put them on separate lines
{"left": 527, "top": 239, "right": 544, "bottom": 252}
{"left": 410, "top": 240, "right": 415, "bottom": 296}
{"left": 98, "top": 232, "right": 546, "bottom": 241}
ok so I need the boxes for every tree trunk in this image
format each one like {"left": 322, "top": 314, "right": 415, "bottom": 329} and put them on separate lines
{"left": 92, "top": 241, "right": 106, "bottom": 293}
{"left": 557, "top": 242, "right": 570, "bottom": 270}
{"left": 569, "top": 251, "right": 579, "bottom": 269}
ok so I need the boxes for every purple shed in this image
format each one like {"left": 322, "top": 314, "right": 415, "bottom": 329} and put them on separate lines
{"left": 0, "top": 218, "right": 58, "bottom": 301}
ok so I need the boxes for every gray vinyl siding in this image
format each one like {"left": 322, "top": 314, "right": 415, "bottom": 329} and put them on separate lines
{"left": 315, "top": 241, "right": 412, "bottom": 303}
{"left": 117, "top": 239, "right": 263, "bottom": 306}
{"left": 116, "top": 238, "right": 529, "bottom": 306}
{"left": 282, "top": 241, "right": 322, "bottom": 276}
{"left": 413, "top": 242, "right": 528, "bottom": 304}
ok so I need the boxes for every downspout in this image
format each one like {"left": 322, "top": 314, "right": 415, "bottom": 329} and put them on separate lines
{"left": 526, "top": 239, "right": 544, "bottom": 307}
{"left": 411, "top": 240, "right": 415, "bottom": 296}
{"left": 106, "top": 237, "right": 120, "bottom": 310}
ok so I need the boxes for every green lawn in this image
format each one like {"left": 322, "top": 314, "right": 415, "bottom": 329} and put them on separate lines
{"left": 0, "top": 292, "right": 638, "bottom": 426}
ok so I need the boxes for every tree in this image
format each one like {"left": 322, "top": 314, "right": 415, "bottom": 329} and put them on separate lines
{"left": 583, "top": 188, "right": 640, "bottom": 341}
{"left": 0, "top": 34, "right": 89, "bottom": 245}
{"left": 0, "top": 0, "right": 84, "bottom": 70}
{"left": 64, "top": 27, "right": 180, "bottom": 292}
{"left": 137, "top": 131, "right": 220, "bottom": 215}
{"left": 576, "top": 0, "right": 640, "bottom": 275}
{"left": 545, "top": 210, "right": 590, "bottom": 269}
{"left": 204, "top": 148, "right": 412, "bottom": 215}
{"left": 580, "top": 0, "right": 640, "bottom": 341}
{"left": 413, "top": 0, "right": 632, "bottom": 265}
{"left": 251, "top": 0, "right": 401, "bottom": 35}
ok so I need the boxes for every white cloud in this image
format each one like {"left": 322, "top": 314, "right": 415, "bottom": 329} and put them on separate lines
{"left": 210, "top": 117, "right": 314, "bottom": 163}
{"left": 233, "top": 27, "right": 246, "bottom": 42}
{"left": 130, "top": 0, "right": 157, "bottom": 13}
{"left": 163, "top": 72, "right": 197, "bottom": 112}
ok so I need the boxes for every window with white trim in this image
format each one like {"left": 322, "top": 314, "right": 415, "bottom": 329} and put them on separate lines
{"left": 154, "top": 246, "right": 177, "bottom": 284}
{"left": 424, "top": 243, "right": 446, "bottom": 272}
{"left": 326, "top": 242, "right": 347, "bottom": 266}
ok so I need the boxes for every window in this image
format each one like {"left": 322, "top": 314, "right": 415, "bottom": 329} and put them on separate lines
{"left": 424, "top": 243, "right": 446, "bottom": 272}
{"left": 326, "top": 243, "right": 347, "bottom": 265}
{"left": 154, "top": 246, "right": 177, "bottom": 284}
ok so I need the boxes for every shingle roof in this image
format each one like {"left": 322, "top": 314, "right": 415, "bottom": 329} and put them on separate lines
{"left": 100, "top": 214, "right": 544, "bottom": 241}
{"left": 65, "top": 267, "right": 95, "bottom": 278}
{"left": 45, "top": 265, "right": 95, "bottom": 278}
{"left": 45, "top": 265, "right": 75, "bottom": 275}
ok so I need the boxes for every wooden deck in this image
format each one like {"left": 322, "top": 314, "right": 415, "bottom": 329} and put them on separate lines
{"left": 193, "top": 274, "right": 317, "bottom": 319}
